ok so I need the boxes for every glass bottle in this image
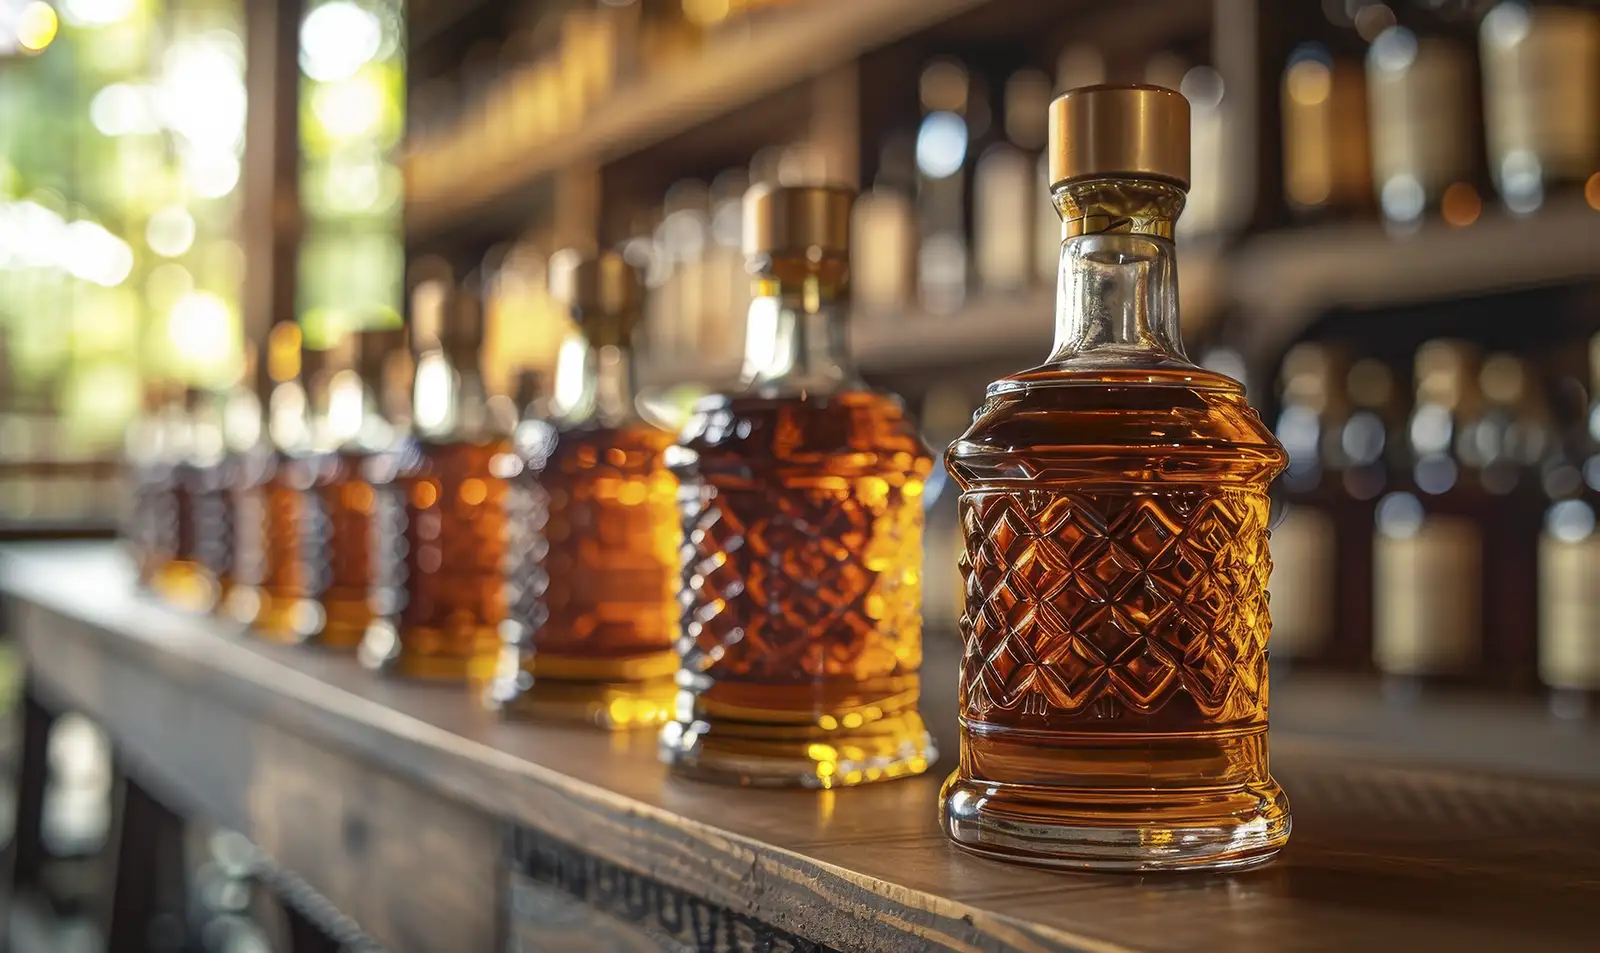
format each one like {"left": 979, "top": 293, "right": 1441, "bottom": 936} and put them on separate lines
{"left": 363, "top": 282, "right": 509, "bottom": 682}
{"left": 662, "top": 184, "right": 936, "bottom": 787}
{"left": 942, "top": 85, "right": 1289, "bottom": 871}
{"left": 1540, "top": 332, "right": 1600, "bottom": 715}
{"left": 151, "top": 384, "right": 217, "bottom": 611}
{"left": 488, "top": 252, "right": 679, "bottom": 728}
{"left": 975, "top": 70, "right": 1050, "bottom": 294}
{"left": 1480, "top": 2, "right": 1600, "bottom": 214}
{"left": 226, "top": 323, "right": 314, "bottom": 634}
{"left": 127, "top": 381, "right": 185, "bottom": 591}
{"left": 1282, "top": 44, "right": 1373, "bottom": 221}
{"left": 1268, "top": 342, "right": 1379, "bottom": 669}
{"left": 281, "top": 329, "right": 405, "bottom": 647}
{"left": 1366, "top": 23, "right": 1482, "bottom": 228}
{"left": 1372, "top": 340, "right": 1490, "bottom": 687}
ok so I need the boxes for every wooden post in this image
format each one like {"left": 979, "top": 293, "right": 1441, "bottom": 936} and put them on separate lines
{"left": 241, "top": 0, "right": 306, "bottom": 346}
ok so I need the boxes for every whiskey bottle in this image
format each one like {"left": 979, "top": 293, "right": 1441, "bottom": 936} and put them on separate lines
{"left": 1372, "top": 341, "right": 1490, "bottom": 685}
{"left": 1269, "top": 342, "right": 1359, "bottom": 666}
{"left": 1480, "top": 2, "right": 1600, "bottom": 213}
{"left": 942, "top": 85, "right": 1289, "bottom": 871}
{"left": 1540, "top": 332, "right": 1600, "bottom": 714}
{"left": 126, "top": 380, "right": 184, "bottom": 590}
{"left": 362, "top": 282, "right": 509, "bottom": 682}
{"left": 1282, "top": 44, "right": 1373, "bottom": 220}
{"left": 280, "top": 329, "right": 404, "bottom": 647}
{"left": 147, "top": 384, "right": 215, "bottom": 610}
{"left": 974, "top": 70, "right": 1050, "bottom": 294}
{"left": 488, "top": 252, "right": 679, "bottom": 728}
{"left": 662, "top": 183, "right": 936, "bottom": 787}
{"left": 917, "top": 57, "right": 973, "bottom": 314}
{"left": 852, "top": 135, "right": 918, "bottom": 317}
{"left": 1366, "top": 23, "right": 1481, "bottom": 227}
{"left": 226, "top": 323, "right": 315, "bottom": 634}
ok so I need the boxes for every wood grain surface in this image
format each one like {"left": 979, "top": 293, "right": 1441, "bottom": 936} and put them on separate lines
{"left": 5, "top": 543, "right": 1599, "bottom": 953}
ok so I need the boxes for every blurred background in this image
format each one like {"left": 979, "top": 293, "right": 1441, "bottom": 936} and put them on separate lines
{"left": 3, "top": 0, "right": 1600, "bottom": 947}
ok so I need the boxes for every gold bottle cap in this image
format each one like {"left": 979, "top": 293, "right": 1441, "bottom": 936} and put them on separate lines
{"left": 549, "top": 249, "right": 643, "bottom": 348}
{"left": 742, "top": 183, "right": 854, "bottom": 260}
{"left": 1048, "top": 84, "right": 1191, "bottom": 190}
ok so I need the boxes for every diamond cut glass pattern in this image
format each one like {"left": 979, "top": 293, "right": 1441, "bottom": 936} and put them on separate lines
{"left": 960, "top": 488, "right": 1271, "bottom": 724}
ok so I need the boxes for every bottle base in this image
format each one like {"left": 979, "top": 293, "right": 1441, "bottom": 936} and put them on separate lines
{"left": 150, "top": 561, "right": 220, "bottom": 613}
{"left": 493, "top": 674, "right": 676, "bottom": 730}
{"left": 660, "top": 709, "right": 936, "bottom": 789}
{"left": 358, "top": 619, "right": 496, "bottom": 684}
{"left": 939, "top": 774, "right": 1290, "bottom": 872}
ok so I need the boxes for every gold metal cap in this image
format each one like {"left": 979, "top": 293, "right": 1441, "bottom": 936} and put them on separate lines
{"left": 1048, "top": 84, "right": 1191, "bottom": 190}
{"left": 743, "top": 183, "right": 854, "bottom": 260}
{"left": 549, "top": 249, "right": 644, "bottom": 348}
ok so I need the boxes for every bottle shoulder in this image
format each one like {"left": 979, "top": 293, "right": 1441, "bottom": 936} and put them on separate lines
{"left": 673, "top": 388, "right": 932, "bottom": 479}
{"left": 948, "top": 367, "right": 1285, "bottom": 488}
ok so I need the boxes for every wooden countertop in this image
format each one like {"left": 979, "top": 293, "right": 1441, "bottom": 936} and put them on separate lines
{"left": 4, "top": 542, "right": 1599, "bottom": 952}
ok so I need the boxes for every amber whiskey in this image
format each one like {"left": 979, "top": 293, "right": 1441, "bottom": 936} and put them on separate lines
{"left": 942, "top": 86, "right": 1289, "bottom": 871}
{"left": 487, "top": 253, "right": 679, "bottom": 728}
{"left": 661, "top": 184, "right": 935, "bottom": 788}
{"left": 282, "top": 329, "right": 407, "bottom": 648}
{"left": 363, "top": 283, "right": 508, "bottom": 682}
{"left": 226, "top": 323, "right": 314, "bottom": 636}
{"left": 141, "top": 385, "right": 216, "bottom": 610}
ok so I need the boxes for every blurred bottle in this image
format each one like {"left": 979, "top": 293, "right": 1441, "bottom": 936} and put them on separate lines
{"left": 135, "top": 383, "right": 209, "bottom": 606}
{"left": 852, "top": 134, "right": 919, "bottom": 317}
{"left": 656, "top": 180, "right": 711, "bottom": 361}
{"left": 489, "top": 252, "right": 679, "bottom": 728}
{"left": 363, "top": 278, "right": 510, "bottom": 682}
{"left": 1480, "top": 2, "right": 1600, "bottom": 215}
{"left": 1146, "top": 52, "right": 1231, "bottom": 239}
{"left": 1540, "top": 332, "right": 1600, "bottom": 713}
{"left": 916, "top": 57, "right": 973, "bottom": 313}
{"left": 1282, "top": 43, "right": 1373, "bottom": 220}
{"left": 288, "top": 329, "right": 408, "bottom": 648}
{"left": 1038, "top": 46, "right": 1105, "bottom": 287}
{"left": 1366, "top": 24, "right": 1483, "bottom": 228}
{"left": 1471, "top": 352, "right": 1550, "bottom": 685}
{"left": 974, "top": 70, "right": 1050, "bottom": 294}
{"left": 1369, "top": 338, "right": 1516, "bottom": 687}
{"left": 919, "top": 383, "right": 976, "bottom": 634}
{"left": 125, "top": 380, "right": 179, "bottom": 588}
{"left": 226, "top": 323, "right": 316, "bottom": 635}
{"left": 1269, "top": 342, "right": 1376, "bottom": 668}
{"left": 702, "top": 169, "right": 751, "bottom": 369}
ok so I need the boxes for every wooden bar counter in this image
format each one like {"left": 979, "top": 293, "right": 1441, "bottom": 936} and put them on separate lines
{"left": 4, "top": 543, "right": 1598, "bottom": 952}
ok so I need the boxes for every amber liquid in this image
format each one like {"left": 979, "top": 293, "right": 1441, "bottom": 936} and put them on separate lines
{"left": 363, "top": 439, "right": 507, "bottom": 682}
{"left": 944, "top": 366, "right": 1289, "bottom": 870}
{"left": 490, "top": 423, "right": 679, "bottom": 727}
{"left": 138, "top": 461, "right": 216, "bottom": 611}
{"left": 307, "top": 450, "right": 380, "bottom": 648}
{"left": 225, "top": 451, "right": 308, "bottom": 637}
{"left": 663, "top": 390, "right": 935, "bottom": 787}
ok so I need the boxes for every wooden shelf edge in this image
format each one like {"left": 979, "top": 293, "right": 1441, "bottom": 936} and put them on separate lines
{"left": 404, "top": 0, "right": 991, "bottom": 241}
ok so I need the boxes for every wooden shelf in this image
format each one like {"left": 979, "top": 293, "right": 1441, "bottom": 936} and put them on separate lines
{"left": 404, "top": 0, "right": 991, "bottom": 244}
{"left": 6, "top": 542, "right": 1600, "bottom": 953}
{"left": 1230, "top": 198, "right": 1600, "bottom": 363}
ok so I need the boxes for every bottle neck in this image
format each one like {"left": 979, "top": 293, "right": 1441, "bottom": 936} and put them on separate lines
{"left": 325, "top": 370, "right": 394, "bottom": 451}
{"left": 414, "top": 347, "right": 490, "bottom": 440}
{"left": 1047, "top": 179, "right": 1192, "bottom": 372}
{"left": 741, "top": 265, "right": 857, "bottom": 394}
{"left": 572, "top": 343, "right": 639, "bottom": 427}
